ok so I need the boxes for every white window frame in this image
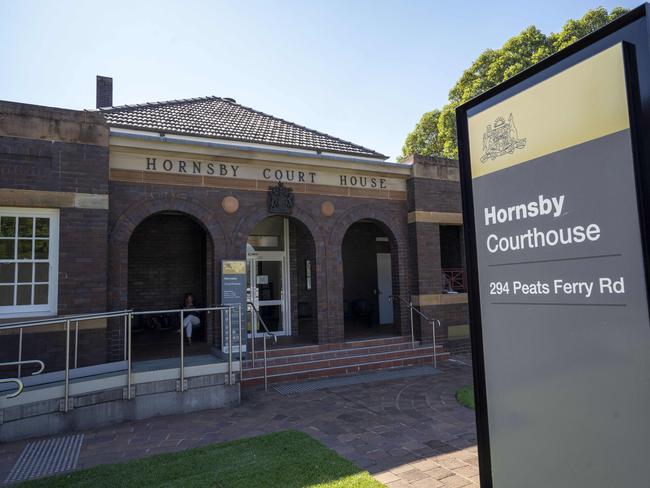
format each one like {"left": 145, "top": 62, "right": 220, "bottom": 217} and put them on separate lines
{"left": 0, "top": 207, "right": 59, "bottom": 319}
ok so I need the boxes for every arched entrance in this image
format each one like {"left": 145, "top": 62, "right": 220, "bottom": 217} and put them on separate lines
{"left": 127, "top": 212, "right": 214, "bottom": 359}
{"left": 342, "top": 220, "right": 398, "bottom": 339}
{"left": 246, "top": 216, "right": 318, "bottom": 343}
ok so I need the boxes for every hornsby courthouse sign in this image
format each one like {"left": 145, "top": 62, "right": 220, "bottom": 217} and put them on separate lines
{"left": 457, "top": 10, "right": 650, "bottom": 488}
{"left": 220, "top": 260, "right": 247, "bottom": 355}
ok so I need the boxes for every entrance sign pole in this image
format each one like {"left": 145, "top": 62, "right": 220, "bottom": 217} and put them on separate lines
{"left": 220, "top": 260, "right": 247, "bottom": 357}
{"left": 457, "top": 6, "right": 650, "bottom": 487}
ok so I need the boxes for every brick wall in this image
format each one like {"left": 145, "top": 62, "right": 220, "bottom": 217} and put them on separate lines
{"left": 289, "top": 219, "right": 317, "bottom": 341}
{"left": 0, "top": 135, "right": 110, "bottom": 319}
{"left": 127, "top": 213, "right": 207, "bottom": 311}
{"left": 0, "top": 138, "right": 108, "bottom": 195}
{"left": 406, "top": 155, "right": 470, "bottom": 345}
{"left": 0, "top": 102, "right": 109, "bottom": 370}
{"left": 58, "top": 207, "right": 108, "bottom": 316}
{"left": 408, "top": 220, "right": 442, "bottom": 297}
{"left": 405, "top": 155, "right": 462, "bottom": 214}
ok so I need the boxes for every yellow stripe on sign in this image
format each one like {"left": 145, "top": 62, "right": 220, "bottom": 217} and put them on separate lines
{"left": 468, "top": 43, "right": 630, "bottom": 179}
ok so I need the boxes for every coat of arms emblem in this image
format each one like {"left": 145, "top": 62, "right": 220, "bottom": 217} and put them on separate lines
{"left": 481, "top": 113, "right": 527, "bottom": 162}
{"left": 267, "top": 182, "right": 295, "bottom": 214}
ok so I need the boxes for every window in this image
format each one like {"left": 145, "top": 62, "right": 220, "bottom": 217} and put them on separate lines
{"left": 0, "top": 208, "right": 59, "bottom": 317}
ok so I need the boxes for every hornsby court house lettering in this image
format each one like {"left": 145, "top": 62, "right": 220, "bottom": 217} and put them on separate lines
{"left": 147, "top": 157, "right": 241, "bottom": 177}
{"left": 145, "top": 157, "right": 388, "bottom": 188}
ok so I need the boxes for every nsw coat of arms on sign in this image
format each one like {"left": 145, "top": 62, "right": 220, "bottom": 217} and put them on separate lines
{"left": 481, "top": 113, "right": 527, "bottom": 162}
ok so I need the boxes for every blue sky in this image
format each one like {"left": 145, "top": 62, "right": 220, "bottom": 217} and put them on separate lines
{"left": 0, "top": 0, "right": 638, "bottom": 160}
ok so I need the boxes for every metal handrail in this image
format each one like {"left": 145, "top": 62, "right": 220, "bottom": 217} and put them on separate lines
{"left": 389, "top": 295, "right": 441, "bottom": 368}
{"left": 0, "top": 310, "right": 132, "bottom": 408}
{"left": 0, "top": 359, "right": 46, "bottom": 399}
{"left": 0, "top": 360, "right": 45, "bottom": 376}
{"left": 0, "top": 378, "right": 24, "bottom": 399}
{"left": 247, "top": 301, "right": 277, "bottom": 391}
{"left": 1, "top": 305, "right": 238, "bottom": 407}
{"left": 0, "top": 310, "right": 131, "bottom": 331}
{"left": 131, "top": 305, "right": 238, "bottom": 387}
{"left": 0, "top": 359, "right": 45, "bottom": 398}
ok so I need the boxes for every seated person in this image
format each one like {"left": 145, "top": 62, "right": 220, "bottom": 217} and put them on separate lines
{"left": 179, "top": 293, "right": 200, "bottom": 345}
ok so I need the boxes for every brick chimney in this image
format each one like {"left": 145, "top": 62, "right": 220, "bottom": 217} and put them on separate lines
{"left": 96, "top": 75, "right": 113, "bottom": 108}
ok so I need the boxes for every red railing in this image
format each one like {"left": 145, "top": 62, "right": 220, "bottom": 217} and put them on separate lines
{"left": 442, "top": 268, "right": 466, "bottom": 293}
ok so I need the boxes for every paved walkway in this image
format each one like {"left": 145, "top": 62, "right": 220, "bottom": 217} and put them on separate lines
{"left": 0, "top": 355, "right": 479, "bottom": 487}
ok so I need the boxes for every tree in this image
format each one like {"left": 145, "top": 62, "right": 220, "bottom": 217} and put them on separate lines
{"left": 399, "top": 6, "right": 628, "bottom": 161}
{"left": 400, "top": 109, "right": 444, "bottom": 158}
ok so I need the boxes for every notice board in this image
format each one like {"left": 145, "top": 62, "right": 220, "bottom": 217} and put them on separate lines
{"left": 221, "top": 260, "right": 247, "bottom": 354}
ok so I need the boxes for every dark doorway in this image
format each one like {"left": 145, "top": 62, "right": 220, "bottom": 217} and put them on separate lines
{"left": 128, "top": 212, "right": 212, "bottom": 360}
{"left": 440, "top": 225, "right": 466, "bottom": 293}
{"left": 342, "top": 220, "right": 396, "bottom": 339}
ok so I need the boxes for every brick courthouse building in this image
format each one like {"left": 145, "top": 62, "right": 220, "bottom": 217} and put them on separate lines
{"left": 0, "top": 78, "right": 467, "bottom": 439}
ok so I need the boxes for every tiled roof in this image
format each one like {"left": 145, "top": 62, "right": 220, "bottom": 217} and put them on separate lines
{"left": 99, "top": 96, "right": 387, "bottom": 160}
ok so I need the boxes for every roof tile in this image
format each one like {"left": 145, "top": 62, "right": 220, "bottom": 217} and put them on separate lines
{"left": 100, "top": 97, "right": 387, "bottom": 159}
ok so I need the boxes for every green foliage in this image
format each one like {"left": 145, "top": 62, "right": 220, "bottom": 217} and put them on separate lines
{"left": 456, "top": 384, "right": 475, "bottom": 410}
{"left": 18, "top": 430, "right": 383, "bottom": 488}
{"left": 399, "top": 109, "right": 443, "bottom": 161}
{"left": 400, "top": 6, "right": 628, "bottom": 161}
{"left": 549, "top": 6, "right": 629, "bottom": 51}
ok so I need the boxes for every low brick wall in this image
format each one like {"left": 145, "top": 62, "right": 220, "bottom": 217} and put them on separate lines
{"left": 0, "top": 372, "right": 240, "bottom": 442}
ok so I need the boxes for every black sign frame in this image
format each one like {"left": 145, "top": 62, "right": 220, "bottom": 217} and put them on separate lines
{"left": 456, "top": 5, "right": 650, "bottom": 487}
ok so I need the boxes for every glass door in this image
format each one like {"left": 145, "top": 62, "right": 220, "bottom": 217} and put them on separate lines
{"left": 246, "top": 216, "right": 291, "bottom": 337}
{"left": 248, "top": 252, "right": 287, "bottom": 336}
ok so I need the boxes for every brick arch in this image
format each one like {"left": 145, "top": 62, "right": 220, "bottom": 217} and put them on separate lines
{"left": 229, "top": 206, "right": 328, "bottom": 343}
{"left": 326, "top": 203, "right": 410, "bottom": 339}
{"left": 228, "top": 206, "right": 325, "bottom": 258}
{"left": 327, "top": 205, "right": 406, "bottom": 251}
{"left": 108, "top": 196, "right": 226, "bottom": 310}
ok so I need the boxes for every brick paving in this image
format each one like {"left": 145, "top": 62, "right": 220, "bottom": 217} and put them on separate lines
{"left": 0, "top": 355, "right": 479, "bottom": 487}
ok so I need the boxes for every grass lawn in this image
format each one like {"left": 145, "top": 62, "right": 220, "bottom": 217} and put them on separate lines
{"left": 18, "top": 430, "right": 383, "bottom": 488}
{"left": 456, "top": 385, "right": 475, "bottom": 409}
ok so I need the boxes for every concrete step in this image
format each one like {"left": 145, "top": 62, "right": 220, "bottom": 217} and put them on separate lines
{"left": 242, "top": 352, "right": 446, "bottom": 388}
{"left": 243, "top": 341, "right": 434, "bottom": 368}
{"left": 244, "top": 342, "right": 443, "bottom": 369}
{"left": 247, "top": 335, "right": 413, "bottom": 360}
{"left": 242, "top": 346, "right": 449, "bottom": 386}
